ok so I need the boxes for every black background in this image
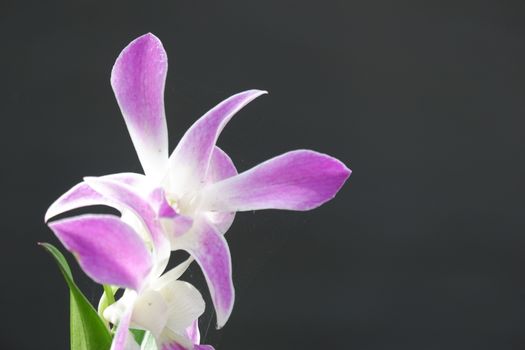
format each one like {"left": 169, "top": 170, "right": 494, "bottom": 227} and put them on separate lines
{"left": 2, "top": 0, "right": 525, "bottom": 349}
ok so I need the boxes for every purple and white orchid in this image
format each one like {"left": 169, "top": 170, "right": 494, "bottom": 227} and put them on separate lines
{"left": 45, "top": 32, "right": 351, "bottom": 347}
{"left": 49, "top": 214, "right": 213, "bottom": 350}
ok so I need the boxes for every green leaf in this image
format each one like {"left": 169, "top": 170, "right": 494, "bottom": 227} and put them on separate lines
{"left": 130, "top": 329, "right": 146, "bottom": 344}
{"left": 40, "top": 242, "right": 112, "bottom": 350}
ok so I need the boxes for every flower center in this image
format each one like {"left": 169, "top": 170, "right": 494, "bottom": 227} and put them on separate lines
{"left": 165, "top": 191, "right": 201, "bottom": 217}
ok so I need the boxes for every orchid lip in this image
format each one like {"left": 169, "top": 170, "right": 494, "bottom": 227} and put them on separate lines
{"left": 168, "top": 192, "right": 203, "bottom": 217}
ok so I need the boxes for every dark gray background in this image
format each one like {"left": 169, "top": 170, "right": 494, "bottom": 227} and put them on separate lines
{"left": 2, "top": 0, "right": 525, "bottom": 349}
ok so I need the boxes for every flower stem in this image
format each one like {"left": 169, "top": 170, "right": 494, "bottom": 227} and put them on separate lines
{"left": 103, "top": 285, "right": 116, "bottom": 305}
{"left": 97, "top": 285, "right": 116, "bottom": 329}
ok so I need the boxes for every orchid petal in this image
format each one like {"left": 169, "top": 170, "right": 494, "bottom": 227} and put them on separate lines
{"left": 152, "top": 258, "right": 193, "bottom": 291}
{"left": 44, "top": 173, "right": 147, "bottom": 222}
{"left": 162, "top": 281, "right": 205, "bottom": 332}
{"left": 159, "top": 340, "right": 188, "bottom": 350}
{"left": 150, "top": 188, "right": 178, "bottom": 218}
{"left": 110, "top": 307, "right": 140, "bottom": 350}
{"left": 174, "top": 220, "right": 234, "bottom": 328}
{"left": 185, "top": 320, "right": 200, "bottom": 345}
{"left": 160, "top": 343, "right": 185, "bottom": 350}
{"left": 83, "top": 177, "right": 169, "bottom": 261}
{"left": 204, "top": 147, "right": 237, "bottom": 234}
{"left": 161, "top": 215, "right": 194, "bottom": 239}
{"left": 186, "top": 325, "right": 215, "bottom": 350}
{"left": 158, "top": 329, "right": 193, "bottom": 350}
{"left": 206, "top": 147, "right": 238, "bottom": 183}
{"left": 132, "top": 289, "right": 170, "bottom": 339}
{"left": 150, "top": 187, "right": 194, "bottom": 238}
{"left": 104, "top": 290, "right": 137, "bottom": 326}
{"left": 49, "top": 215, "right": 152, "bottom": 290}
{"left": 194, "top": 346, "right": 215, "bottom": 350}
{"left": 168, "top": 90, "right": 267, "bottom": 195}
{"left": 111, "top": 33, "right": 169, "bottom": 179}
{"left": 201, "top": 150, "right": 351, "bottom": 212}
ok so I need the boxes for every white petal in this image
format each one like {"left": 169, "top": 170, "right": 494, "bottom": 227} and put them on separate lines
{"left": 151, "top": 258, "right": 193, "bottom": 291}
{"left": 161, "top": 280, "right": 205, "bottom": 332}
{"left": 132, "top": 289, "right": 170, "bottom": 339}
{"left": 104, "top": 290, "right": 137, "bottom": 325}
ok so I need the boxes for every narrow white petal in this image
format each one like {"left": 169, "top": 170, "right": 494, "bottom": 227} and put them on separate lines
{"left": 151, "top": 258, "right": 194, "bottom": 291}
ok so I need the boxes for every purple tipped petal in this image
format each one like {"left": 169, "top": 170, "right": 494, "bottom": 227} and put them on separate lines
{"left": 185, "top": 320, "right": 200, "bottom": 345}
{"left": 45, "top": 182, "right": 104, "bottom": 222}
{"left": 184, "top": 321, "right": 215, "bottom": 350}
{"left": 205, "top": 147, "right": 238, "bottom": 234}
{"left": 83, "top": 177, "right": 169, "bottom": 259}
{"left": 206, "top": 146, "right": 238, "bottom": 183}
{"left": 194, "top": 346, "right": 215, "bottom": 350}
{"left": 158, "top": 331, "right": 194, "bottom": 350}
{"left": 149, "top": 187, "right": 194, "bottom": 237}
{"left": 161, "top": 343, "right": 186, "bottom": 350}
{"left": 49, "top": 215, "right": 152, "bottom": 290}
{"left": 150, "top": 187, "right": 178, "bottom": 218}
{"left": 168, "top": 90, "right": 266, "bottom": 194}
{"left": 45, "top": 173, "right": 147, "bottom": 222}
{"left": 174, "top": 220, "right": 234, "bottom": 328}
{"left": 111, "top": 33, "right": 169, "bottom": 178}
{"left": 201, "top": 150, "right": 351, "bottom": 212}
{"left": 110, "top": 309, "right": 139, "bottom": 350}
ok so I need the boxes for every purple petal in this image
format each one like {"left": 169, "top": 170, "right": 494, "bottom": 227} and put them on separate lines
{"left": 49, "top": 215, "right": 152, "bottom": 290}
{"left": 150, "top": 187, "right": 194, "bottom": 237}
{"left": 45, "top": 182, "right": 104, "bottom": 222}
{"left": 201, "top": 150, "right": 351, "bottom": 212}
{"left": 161, "top": 342, "right": 186, "bottom": 350}
{"left": 158, "top": 332, "right": 193, "bottom": 350}
{"left": 110, "top": 308, "right": 140, "bottom": 350}
{"left": 194, "top": 346, "right": 215, "bottom": 350}
{"left": 205, "top": 146, "right": 238, "bottom": 183}
{"left": 162, "top": 214, "right": 194, "bottom": 240}
{"left": 44, "top": 173, "right": 148, "bottom": 222}
{"left": 185, "top": 320, "right": 200, "bottom": 345}
{"left": 83, "top": 177, "right": 169, "bottom": 259}
{"left": 168, "top": 90, "right": 266, "bottom": 194}
{"left": 204, "top": 147, "right": 237, "bottom": 234}
{"left": 174, "top": 219, "right": 234, "bottom": 328}
{"left": 111, "top": 33, "right": 169, "bottom": 178}
{"left": 185, "top": 321, "right": 216, "bottom": 350}
{"left": 150, "top": 187, "right": 178, "bottom": 218}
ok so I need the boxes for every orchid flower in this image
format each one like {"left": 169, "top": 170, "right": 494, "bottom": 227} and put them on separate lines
{"left": 45, "top": 33, "right": 351, "bottom": 329}
{"left": 49, "top": 213, "right": 214, "bottom": 350}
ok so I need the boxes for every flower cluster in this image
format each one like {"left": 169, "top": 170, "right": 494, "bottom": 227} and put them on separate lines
{"left": 45, "top": 33, "right": 351, "bottom": 350}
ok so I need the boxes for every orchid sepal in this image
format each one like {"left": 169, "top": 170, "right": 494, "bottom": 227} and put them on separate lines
{"left": 49, "top": 214, "right": 153, "bottom": 290}
{"left": 200, "top": 149, "right": 351, "bottom": 212}
{"left": 111, "top": 33, "right": 169, "bottom": 180}
{"left": 172, "top": 219, "right": 234, "bottom": 328}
